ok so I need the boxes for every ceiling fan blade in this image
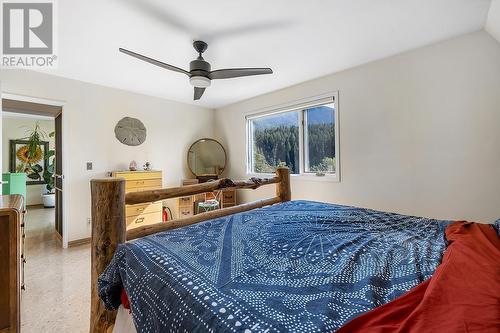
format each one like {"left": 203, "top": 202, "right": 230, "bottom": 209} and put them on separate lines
{"left": 209, "top": 68, "right": 273, "bottom": 80}
{"left": 204, "top": 21, "right": 293, "bottom": 41}
{"left": 121, "top": 0, "right": 192, "bottom": 34}
{"left": 119, "top": 48, "right": 190, "bottom": 76}
{"left": 194, "top": 87, "right": 206, "bottom": 100}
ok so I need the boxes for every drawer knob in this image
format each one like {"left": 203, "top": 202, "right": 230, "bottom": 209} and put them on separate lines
{"left": 136, "top": 217, "right": 145, "bottom": 224}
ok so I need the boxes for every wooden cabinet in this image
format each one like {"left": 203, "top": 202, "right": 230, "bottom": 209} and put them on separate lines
{"left": 111, "top": 171, "right": 163, "bottom": 230}
{"left": 177, "top": 196, "right": 194, "bottom": 218}
{"left": 177, "top": 179, "right": 236, "bottom": 217}
{"left": 0, "top": 195, "right": 24, "bottom": 333}
{"left": 221, "top": 190, "right": 236, "bottom": 208}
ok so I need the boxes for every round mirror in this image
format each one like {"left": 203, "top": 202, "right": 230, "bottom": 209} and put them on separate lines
{"left": 187, "top": 138, "right": 226, "bottom": 178}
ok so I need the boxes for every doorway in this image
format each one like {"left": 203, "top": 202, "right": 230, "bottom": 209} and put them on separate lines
{"left": 1, "top": 96, "right": 65, "bottom": 246}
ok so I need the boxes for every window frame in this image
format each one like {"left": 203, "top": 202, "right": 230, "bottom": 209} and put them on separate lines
{"left": 245, "top": 92, "right": 340, "bottom": 182}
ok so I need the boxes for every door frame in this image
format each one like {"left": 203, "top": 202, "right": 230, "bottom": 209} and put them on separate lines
{"left": 1, "top": 92, "right": 70, "bottom": 248}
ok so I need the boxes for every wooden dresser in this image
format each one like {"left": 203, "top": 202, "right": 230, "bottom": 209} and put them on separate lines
{"left": 0, "top": 195, "right": 24, "bottom": 333}
{"left": 111, "top": 171, "right": 163, "bottom": 230}
{"left": 177, "top": 179, "right": 236, "bottom": 218}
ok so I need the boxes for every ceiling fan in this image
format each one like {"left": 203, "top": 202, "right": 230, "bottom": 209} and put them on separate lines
{"left": 119, "top": 41, "right": 273, "bottom": 101}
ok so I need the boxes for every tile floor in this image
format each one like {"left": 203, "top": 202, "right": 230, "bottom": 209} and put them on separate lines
{"left": 21, "top": 206, "right": 90, "bottom": 332}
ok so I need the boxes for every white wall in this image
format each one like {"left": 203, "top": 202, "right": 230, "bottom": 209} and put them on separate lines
{"left": 215, "top": 30, "right": 500, "bottom": 224}
{"left": 486, "top": 0, "right": 500, "bottom": 43}
{"left": 2, "top": 116, "right": 55, "bottom": 205}
{"left": 0, "top": 70, "right": 214, "bottom": 242}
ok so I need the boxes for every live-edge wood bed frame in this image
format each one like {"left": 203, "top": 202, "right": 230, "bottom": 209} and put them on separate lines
{"left": 89, "top": 167, "right": 291, "bottom": 333}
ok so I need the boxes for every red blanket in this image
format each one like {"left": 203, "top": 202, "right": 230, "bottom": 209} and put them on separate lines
{"left": 337, "top": 221, "right": 500, "bottom": 333}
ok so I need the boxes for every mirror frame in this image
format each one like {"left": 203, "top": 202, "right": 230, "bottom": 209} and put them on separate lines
{"left": 187, "top": 138, "right": 227, "bottom": 177}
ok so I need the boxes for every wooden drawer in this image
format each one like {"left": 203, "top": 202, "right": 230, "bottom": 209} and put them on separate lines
{"left": 126, "top": 185, "right": 163, "bottom": 194}
{"left": 222, "top": 190, "right": 235, "bottom": 204}
{"left": 194, "top": 193, "right": 206, "bottom": 202}
{"left": 126, "top": 202, "right": 162, "bottom": 217}
{"left": 178, "top": 196, "right": 193, "bottom": 207}
{"left": 113, "top": 171, "right": 162, "bottom": 181}
{"left": 125, "top": 178, "right": 162, "bottom": 190}
{"left": 178, "top": 206, "right": 193, "bottom": 218}
{"left": 126, "top": 212, "right": 162, "bottom": 229}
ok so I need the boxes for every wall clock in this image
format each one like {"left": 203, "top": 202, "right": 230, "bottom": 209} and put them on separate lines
{"left": 114, "top": 117, "right": 147, "bottom": 146}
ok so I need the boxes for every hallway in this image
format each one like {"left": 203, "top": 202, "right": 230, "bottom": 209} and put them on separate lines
{"left": 22, "top": 207, "right": 90, "bottom": 332}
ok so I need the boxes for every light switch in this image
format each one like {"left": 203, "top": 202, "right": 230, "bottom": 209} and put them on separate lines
{"left": 86, "top": 162, "right": 93, "bottom": 170}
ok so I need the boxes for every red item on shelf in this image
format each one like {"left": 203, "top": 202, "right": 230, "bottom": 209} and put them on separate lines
{"left": 162, "top": 207, "right": 168, "bottom": 222}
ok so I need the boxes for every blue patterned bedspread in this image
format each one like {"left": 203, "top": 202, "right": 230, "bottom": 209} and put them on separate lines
{"left": 99, "top": 200, "right": 451, "bottom": 332}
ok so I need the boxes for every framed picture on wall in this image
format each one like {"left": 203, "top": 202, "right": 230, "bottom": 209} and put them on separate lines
{"left": 10, "top": 139, "right": 50, "bottom": 185}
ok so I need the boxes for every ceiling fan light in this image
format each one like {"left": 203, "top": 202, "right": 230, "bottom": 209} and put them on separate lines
{"left": 190, "top": 76, "right": 211, "bottom": 88}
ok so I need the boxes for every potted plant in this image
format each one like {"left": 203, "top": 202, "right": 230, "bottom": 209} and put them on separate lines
{"left": 41, "top": 132, "right": 55, "bottom": 208}
{"left": 18, "top": 123, "right": 45, "bottom": 181}
{"left": 22, "top": 123, "right": 55, "bottom": 207}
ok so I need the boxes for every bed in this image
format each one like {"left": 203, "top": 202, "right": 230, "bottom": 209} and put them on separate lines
{"left": 89, "top": 168, "right": 499, "bottom": 333}
{"left": 99, "top": 200, "right": 450, "bottom": 332}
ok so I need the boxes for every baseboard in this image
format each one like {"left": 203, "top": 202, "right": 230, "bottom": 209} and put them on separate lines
{"left": 26, "top": 204, "right": 44, "bottom": 209}
{"left": 68, "top": 237, "right": 91, "bottom": 247}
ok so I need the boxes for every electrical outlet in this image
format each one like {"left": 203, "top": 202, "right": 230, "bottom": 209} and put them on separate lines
{"left": 86, "top": 162, "right": 93, "bottom": 170}
{"left": 87, "top": 217, "right": 91, "bottom": 225}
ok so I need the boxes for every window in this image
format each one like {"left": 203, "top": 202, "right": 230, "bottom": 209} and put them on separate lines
{"left": 247, "top": 94, "right": 339, "bottom": 179}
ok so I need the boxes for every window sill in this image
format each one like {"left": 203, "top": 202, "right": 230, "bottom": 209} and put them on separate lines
{"left": 246, "top": 173, "right": 339, "bottom": 183}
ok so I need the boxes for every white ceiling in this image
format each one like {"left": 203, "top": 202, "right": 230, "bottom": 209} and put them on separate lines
{"left": 53, "top": 0, "right": 492, "bottom": 108}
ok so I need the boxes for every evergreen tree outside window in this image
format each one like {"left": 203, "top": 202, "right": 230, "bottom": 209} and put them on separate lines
{"left": 304, "top": 104, "right": 335, "bottom": 173}
{"left": 250, "top": 111, "right": 300, "bottom": 174}
{"left": 247, "top": 95, "right": 338, "bottom": 179}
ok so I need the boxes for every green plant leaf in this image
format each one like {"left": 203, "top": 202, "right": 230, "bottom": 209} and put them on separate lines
{"left": 31, "top": 164, "right": 43, "bottom": 172}
{"left": 45, "top": 150, "right": 55, "bottom": 159}
{"left": 27, "top": 173, "right": 40, "bottom": 180}
{"left": 42, "top": 169, "right": 54, "bottom": 192}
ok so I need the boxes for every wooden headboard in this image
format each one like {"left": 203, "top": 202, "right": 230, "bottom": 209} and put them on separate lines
{"left": 89, "top": 167, "right": 290, "bottom": 333}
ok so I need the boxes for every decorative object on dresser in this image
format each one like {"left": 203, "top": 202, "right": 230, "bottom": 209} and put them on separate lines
{"left": 0, "top": 195, "right": 25, "bottom": 333}
{"left": 111, "top": 171, "right": 163, "bottom": 230}
{"left": 181, "top": 138, "right": 234, "bottom": 217}
{"left": 187, "top": 138, "right": 226, "bottom": 182}
{"left": 128, "top": 160, "right": 137, "bottom": 171}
